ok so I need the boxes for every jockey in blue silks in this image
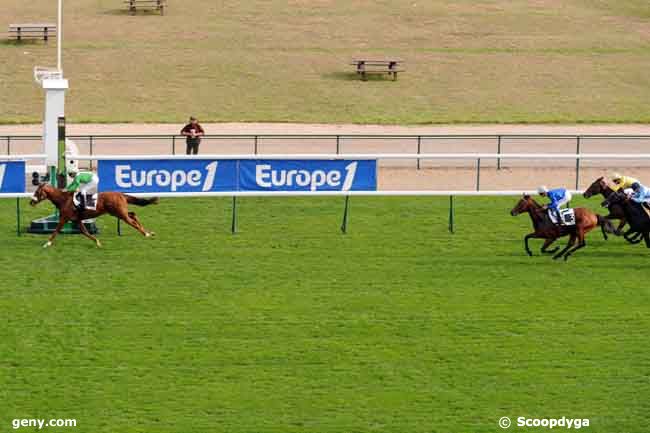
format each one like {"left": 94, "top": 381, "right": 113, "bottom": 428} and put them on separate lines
{"left": 630, "top": 182, "right": 650, "bottom": 208}
{"left": 538, "top": 185, "right": 572, "bottom": 223}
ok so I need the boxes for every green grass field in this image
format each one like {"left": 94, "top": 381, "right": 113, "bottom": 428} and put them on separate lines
{"left": 1, "top": 196, "right": 649, "bottom": 432}
{"left": 3, "top": 0, "right": 650, "bottom": 124}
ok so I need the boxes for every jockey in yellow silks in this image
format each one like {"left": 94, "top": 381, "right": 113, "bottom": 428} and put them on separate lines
{"left": 610, "top": 173, "right": 639, "bottom": 192}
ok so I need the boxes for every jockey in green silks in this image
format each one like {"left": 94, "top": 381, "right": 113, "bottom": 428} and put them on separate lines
{"left": 66, "top": 168, "right": 99, "bottom": 210}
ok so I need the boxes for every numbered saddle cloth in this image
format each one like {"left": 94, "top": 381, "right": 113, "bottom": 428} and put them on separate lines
{"left": 73, "top": 193, "right": 98, "bottom": 211}
{"left": 548, "top": 208, "right": 576, "bottom": 226}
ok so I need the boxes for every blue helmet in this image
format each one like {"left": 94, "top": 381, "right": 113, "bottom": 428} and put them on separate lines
{"left": 631, "top": 182, "right": 641, "bottom": 191}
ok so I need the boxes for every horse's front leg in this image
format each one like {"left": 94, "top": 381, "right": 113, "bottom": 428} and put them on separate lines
{"left": 43, "top": 216, "right": 67, "bottom": 248}
{"left": 643, "top": 232, "right": 650, "bottom": 249}
{"left": 540, "top": 238, "right": 559, "bottom": 254}
{"left": 524, "top": 233, "right": 536, "bottom": 256}
{"left": 614, "top": 218, "right": 626, "bottom": 236}
{"left": 625, "top": 229, "right": 643, "bottom": 243}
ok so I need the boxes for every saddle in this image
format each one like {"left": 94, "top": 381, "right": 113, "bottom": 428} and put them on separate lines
{"left": 73, "top": 192, "right": 98, "bottom": 211}
{"left": 548, "top": 208, "right": 576, "bottom": 226}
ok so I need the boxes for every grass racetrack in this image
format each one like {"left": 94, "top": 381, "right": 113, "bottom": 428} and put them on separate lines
{"left": 1, "top": 196, "right": 649, "bottom": 432}
{"left": 3, "top": 0, "right": 650, "bottom": 124}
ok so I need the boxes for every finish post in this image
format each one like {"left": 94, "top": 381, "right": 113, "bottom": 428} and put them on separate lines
{"left": 341, "top": 195, "right": 350, "bottom": 234}
{"left": 448, "top": 195, "right": 455, "bottom": 234}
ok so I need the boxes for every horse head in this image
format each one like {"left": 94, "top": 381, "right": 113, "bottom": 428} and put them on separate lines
{"left": 30, "top": 183, "right": 60, "bottom": 207}
{"left": 583, "top": 176, "right": 606, "bottom": 198}
{"left": 510, "top": 194, "right": 537, "bottom": 216}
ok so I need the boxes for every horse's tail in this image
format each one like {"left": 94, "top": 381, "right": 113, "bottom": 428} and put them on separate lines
{"left": 597, "top": 214, "right": 618, "bottom": 235}
{"left": 126, "top": 195, "right": 160, "bottom": 206}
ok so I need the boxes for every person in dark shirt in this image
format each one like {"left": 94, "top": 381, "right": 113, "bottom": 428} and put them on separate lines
{"left": 180, "top": 117, "right": 205, "bottom": 155}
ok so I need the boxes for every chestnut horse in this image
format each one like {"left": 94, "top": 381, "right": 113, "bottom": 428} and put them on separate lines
{"left": 583, "top": 176, "right": 642, "bottom": 243}
{"left": 30, "top": 183, "right": 159, "bottom": 248}
{"left": 510, "top": 194, "right": 616, "bottom": 260}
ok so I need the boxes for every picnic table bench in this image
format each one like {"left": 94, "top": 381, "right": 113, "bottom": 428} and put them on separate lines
{"left": 124, "top": 0, "right": 166, "bottom": 15}
{"left": 351, "top": 59, "right": 404, "bottom": 81}
{"left": 8, "top": 23, "right": 56, "bottom": 42}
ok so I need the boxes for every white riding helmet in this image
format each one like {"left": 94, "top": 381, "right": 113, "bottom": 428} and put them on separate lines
{"left": 537, "top": 185, "right": 548, "bottom": 194}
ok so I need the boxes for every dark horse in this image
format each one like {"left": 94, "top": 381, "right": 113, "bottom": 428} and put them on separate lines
{"left": 602, "top": 191, "right": 650, "bottom": 248}
{"left": 30, "top": 183, "right": 159, "bottom": 248}
{"left": 510, "top": 194, "right": 617, "bottom": 260}
{"left": 583, "top": 176, "right": 642, "bottom": 243}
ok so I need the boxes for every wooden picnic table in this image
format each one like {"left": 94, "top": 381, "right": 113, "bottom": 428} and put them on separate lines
{"left": 124, "top": 0, "right": 167, "bottom": 15}
{"left": 8, "top": 23, "right": 56, "bottom": 42}
{"left": 351, "top": 59, "right": 404, "bottom": 81}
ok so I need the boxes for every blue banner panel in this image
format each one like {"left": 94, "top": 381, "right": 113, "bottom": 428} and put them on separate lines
{"left": 0, "top": 161, "right": 26, "bottom": 193}
{"left": 97, "top": 159, "right": 237, "bottom": 193}
{"left": 239, "top": 160, "right": 377, "bottom": 192}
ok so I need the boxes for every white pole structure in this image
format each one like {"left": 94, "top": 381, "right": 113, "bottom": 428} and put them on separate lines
{"left": 57, "top": 0, "right": 62, "bottom": 72}
{"left": 38, "top": 0, "right": 67, "bottom": 178}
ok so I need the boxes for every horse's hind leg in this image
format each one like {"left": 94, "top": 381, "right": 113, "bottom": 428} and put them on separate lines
{"left": 129, "top": 212, "right": 154, "bottom": 236}
{"left": 541, "top": 238, "right": 559, "bottom": 254}
{"left": 563, "top": 234, "right": 586, "bottom": 261}
{"left": 553, "top": 234, "right": 576, "bottom": 260}
{"left": 116, "top": 210, "right": 150, "bottom": 237}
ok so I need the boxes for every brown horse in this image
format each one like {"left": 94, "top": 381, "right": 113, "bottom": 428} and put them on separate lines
{"left": 30, "top": 183, "right": 159, "bottom": 248}
{"left": 583, "top": 176, "right": 642, "bottom": 243}
{"left": 510, "top": 194, "right": 617, "bottom": 260}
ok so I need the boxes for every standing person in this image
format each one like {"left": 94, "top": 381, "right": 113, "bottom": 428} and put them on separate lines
{"left": 180, "top": 117, "right": 205, "bottom": 155}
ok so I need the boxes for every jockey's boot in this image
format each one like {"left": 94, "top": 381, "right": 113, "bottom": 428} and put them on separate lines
{"left": 79, "top": 193, "right": 86, "bottom": 212}
{"left": 86, "top": 193, "right": 96, "bottom": 209}
{"left": 554, "top": 209, "right": 562, "bottom": 225}
{"left": 76, "top": 193, "right": 86, "bottom": 224}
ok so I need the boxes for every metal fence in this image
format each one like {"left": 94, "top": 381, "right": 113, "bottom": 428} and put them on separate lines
{"left": 3, "top": 133, "right": 650, "bottom": 191}
{"left": 3, "top": 133, "right": 650, "bottom": 157}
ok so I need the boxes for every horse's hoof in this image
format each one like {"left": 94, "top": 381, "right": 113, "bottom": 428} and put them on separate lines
{"left": 145, "top": 232, "right": 152, "bottom": 238}
{"left": 95, "top": 240, "right": 102, "bottom": 248}
{"left": 526, "top": 251, "right": 533, "bottom": 257}
{"left": 149, "top": 231, "right": 156, "bottom": 237}
{"left": 42, "top": 241, "right": 52, "bottom": 249}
